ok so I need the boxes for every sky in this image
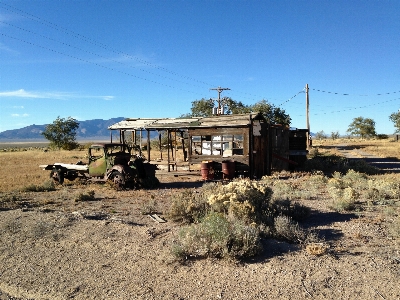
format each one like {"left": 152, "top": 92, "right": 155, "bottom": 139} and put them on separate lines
{"left": 0, "top": 0, "right": 399, "bottom": 135}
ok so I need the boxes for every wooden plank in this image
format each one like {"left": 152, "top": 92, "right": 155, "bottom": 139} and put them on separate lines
{"left": 148, "top": 214, "right": 166, "bottom": 223}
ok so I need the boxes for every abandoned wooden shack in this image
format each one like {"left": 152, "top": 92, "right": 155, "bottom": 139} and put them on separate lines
{"left": 108, "top": 113, "right": 306, "bottom": 179}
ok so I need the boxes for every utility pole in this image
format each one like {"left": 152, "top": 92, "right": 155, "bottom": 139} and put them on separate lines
{"left": 305, "top": 83, "right": 311, "bottom": 148}
{"left": 210, "top": 86, "right": 230, "bottom": 115}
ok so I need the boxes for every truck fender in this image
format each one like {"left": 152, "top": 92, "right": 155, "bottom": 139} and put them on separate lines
{"left": 105, "top": 165, "right": 130, "bottom": 180}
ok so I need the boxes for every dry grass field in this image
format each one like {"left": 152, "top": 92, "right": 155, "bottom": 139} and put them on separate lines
{"left": 313, "top": 136, "right": 400, "bottom": 159}
{"left": 0, "top": 139, "right": 399, "bottom": 299}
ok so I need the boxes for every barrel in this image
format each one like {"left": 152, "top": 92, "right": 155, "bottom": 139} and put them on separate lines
{"left": 222, "top": 160, "right": 235, "bottom": 180}
{"left": 201, "top": 161, "right": 214, "bottom": 180}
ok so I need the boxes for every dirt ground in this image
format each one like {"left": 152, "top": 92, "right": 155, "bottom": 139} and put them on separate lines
{"left": 0, "top": 166, "right": 399, "bottom": 300}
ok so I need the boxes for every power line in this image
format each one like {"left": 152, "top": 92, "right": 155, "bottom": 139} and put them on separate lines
{"left": 278, "top": 89, "right": 305, "bottom": 106}
{"left": 1, "top": 33, "right": 201, "bottom": 96}
{"left": 312, "top": 88, "right": 400, "bottom": 97}
{"left": 291, "top": 96, "right": 399, "bottom": 117}
{"left": 0, "top": 1, "right": 285, "bottom": 104}
{"left": 0, "top": 20, "right": 207, "bottom": 89}
{"left": 0, "top": 2, "right": 211, "bottom": 87}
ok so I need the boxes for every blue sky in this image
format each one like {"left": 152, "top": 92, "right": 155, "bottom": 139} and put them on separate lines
{"left": 1, "top": 0, "right": 399, "bottom": 135}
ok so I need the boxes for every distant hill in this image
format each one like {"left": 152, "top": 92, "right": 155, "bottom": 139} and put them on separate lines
{"left": 0, "top": 117, "right": 125, "bottom": 141}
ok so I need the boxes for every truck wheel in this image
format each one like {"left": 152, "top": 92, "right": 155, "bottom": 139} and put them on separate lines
{"left": 50, "top": 169, "right": 64, "bottom": 185}
{"left": 111, "top": 171, "right": 125, "bottom": 190}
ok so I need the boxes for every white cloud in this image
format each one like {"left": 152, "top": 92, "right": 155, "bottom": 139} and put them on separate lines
{"left": 11, "top": 113, "right": 29, "bottom": 117}
{"left": 102, "top": 96, "right": 114, "bottom": 100}
{"left": 0, "top": 89, "right": 55, "bottom": 98}
{"left": 0, "top": 89, "right": 115, "bottom": 100}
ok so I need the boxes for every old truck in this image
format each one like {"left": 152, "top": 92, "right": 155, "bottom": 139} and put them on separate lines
{"left": 39, "top": 143, "right": 158, "bottom": 189}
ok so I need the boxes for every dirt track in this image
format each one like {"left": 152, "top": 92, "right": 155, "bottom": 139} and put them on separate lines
{"left": 334, "top": 144, "right": 400, "bottom": 173}
{"left": 1, "top": 171, "right": 399, "bottom": 300}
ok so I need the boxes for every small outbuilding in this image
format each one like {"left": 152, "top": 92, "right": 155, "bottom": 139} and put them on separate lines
{"left": 109, "top": 113, "right": 306, "bottom": 179}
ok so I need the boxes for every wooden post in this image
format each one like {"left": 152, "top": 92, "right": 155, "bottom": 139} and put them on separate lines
{"left": 147, "top": 129, "right": 150, "bottom": 162}
{"left": 180, "top": 131, "right": 186, "bottom": 161}
{"left": 167, "top": 130, "right": 170, "bottom": 172}
{"left": 306, "top": 83, "right": 310, "bottom": 149}
{"left": 159, "top": 132, "right": 162, "bottom": 160}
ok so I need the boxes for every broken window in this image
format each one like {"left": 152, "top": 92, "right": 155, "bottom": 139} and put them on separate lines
{"left": 191, "top": 134, "right": 243, "bottom": 156}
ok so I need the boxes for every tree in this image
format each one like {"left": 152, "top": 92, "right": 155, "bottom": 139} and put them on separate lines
{"left": 346, "top": 117, "right": 376, "bottom": 139}
{"left": 315, "top": 130, "right": 327, "bottom": 140}
{"left": 187, "top": 98, "right": 214, "bottom": 117}
{"left": 389, "top": 111, "right": 400, "bottom": 133}
{"left": 42, "top": 116, "right": 79, "bottom": 150}
{"left": 249, "top": 100, "right": 291, "bottom": 126}
{"left": 186, "top": 98, "right": 291, "bottom": 126}
{"left": 331, "top": 131, "right": 340, "bottom": 140}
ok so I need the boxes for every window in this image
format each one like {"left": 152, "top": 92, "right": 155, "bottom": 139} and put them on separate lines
{"left": 191, "top": 134, "right": 243, "bottom": 156}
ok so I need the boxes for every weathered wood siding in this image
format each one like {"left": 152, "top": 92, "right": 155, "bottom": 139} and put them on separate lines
{"left": 271, "top": 126, "right": 290, "bottom": 171}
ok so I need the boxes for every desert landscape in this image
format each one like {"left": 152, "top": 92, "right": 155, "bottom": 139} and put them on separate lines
{"left": 0, "top": 138, "right": 399, "bottom": 300}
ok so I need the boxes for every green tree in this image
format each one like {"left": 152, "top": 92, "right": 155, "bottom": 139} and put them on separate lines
{"left": 389, "top": 111, "right": 400, "bottom": 133}
{"left": 186, "top": 98, "right": 291, "bottom": 126}
{"left": 346, "top": 117, "right": 376, "bottom": 139}
{"left": 42, "top": 116, "right": 79, "bottom": 150}
{"left": 250, "top": 100, "right": 291, "bottom": 126}
{"left": 187, "top": 98, "right": 214, "bottom": 117}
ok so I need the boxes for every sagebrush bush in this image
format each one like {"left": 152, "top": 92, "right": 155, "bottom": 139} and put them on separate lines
{"left": 20, "top": 180, "right": 56, "bottom": 192}
{"left": 167, "top": 189, "right": 209, "bottom": 223}
{"left": 303, "top": 153, "right": 380, "bottom": 175}
{"left": 273, "top": 215, "right": 309, "bottom": 243}
{"left": 365, "top": 177, "right": 400, "bottom": 204}
{"left": 140, "top": 196, "right": 158, "bottom": 215}
{"left": 207, "top": 179, "right": 273, "bottom": 224}
{"left": 172, "top": 212, "right": 262, "bottom": 260}
{"left": 74, "top": 190, "right": 95, "bottom": 202}
{"left": 330, "top": 187, "right": 358, "bottom": 212}
{"left": 170, "top": 178, "right": 313, "bottom": 261}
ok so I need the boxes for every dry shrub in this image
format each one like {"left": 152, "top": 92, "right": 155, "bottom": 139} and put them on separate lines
{"left": 170, "top": 179, "right": 312, "bottom": 261}
{"left": 167, "top": 189, "right": 209, "bottom": 223}
{"left": 207, "top": 179, "right": 273, "bottom": 224}
{"left": 330, "top": 187, "right": 358, "bottom": 212}
{"left": 365, "top": 176, "right": 400, "bottom": 205}
{"left": 140, "top": 196, "right": 158, "bottom": 215}
{"left": 74, "top": 190, "right": 95, "bottom": 202}
{"left": 20, "top": 180, "right": 56, "bottom": 192}
{"left": 0, "top": 193, "right": 22, "bottom": 211}
{"left": 273, "top": 215, "right": 310, "bottom": 243}
{"left": 172, "top": 212, "right": 261, "bottom": 260}
{"left": 389, "top": 216, "right": 400, "bottom": 238}
{"left": 305, "top": 243, "right": 328, "bottom": 256}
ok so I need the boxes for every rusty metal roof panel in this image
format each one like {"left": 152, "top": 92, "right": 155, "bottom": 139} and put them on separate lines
{"left": 148, "top": 117, "right": 201, "bottom": 129}
{"left": 194, "top": 114, "right": 252, "bottom": 127}
{"left": 108, "top": 117, "right": 202, "bottom": 130}
{"left": 108, "top": 114, "right": 257, "bottom": 130}
{"left": 108, "top": 118, "right": 159, "bottom": 130}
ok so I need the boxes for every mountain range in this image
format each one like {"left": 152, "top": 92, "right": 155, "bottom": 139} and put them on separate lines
{"left": 0, "top": 117, "right": 125, "bottom": 141}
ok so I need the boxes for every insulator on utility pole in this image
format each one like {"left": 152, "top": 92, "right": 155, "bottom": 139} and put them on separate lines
{"left": 210, "top": 86, "right": 230, "bottom": 115}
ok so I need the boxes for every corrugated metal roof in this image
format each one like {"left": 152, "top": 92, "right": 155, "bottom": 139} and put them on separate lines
{"left": 108, "top": 114, "right": 258, "bottom": 130}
